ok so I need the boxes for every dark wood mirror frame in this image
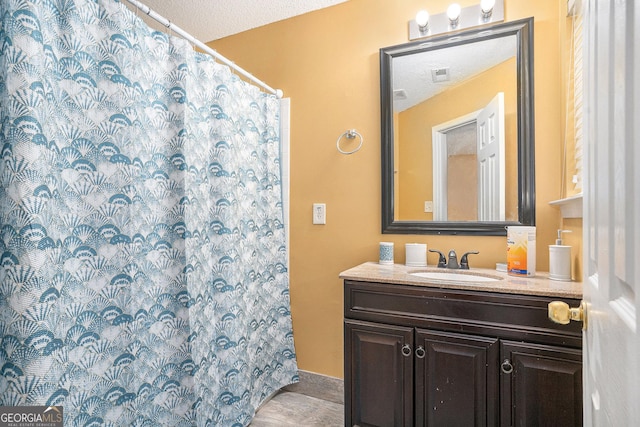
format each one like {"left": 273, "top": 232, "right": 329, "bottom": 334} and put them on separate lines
{"left": 381, "top": 17, "right": 535, "bottom": 235}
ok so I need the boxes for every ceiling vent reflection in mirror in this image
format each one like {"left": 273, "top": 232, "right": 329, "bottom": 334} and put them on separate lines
{"left": 409, "top": 0, "right": 504, "bottom": 40}
{"left": 431, "top": 68, "right": 451, "bottom": 82}
{"left": 393, "top": 89, "right": 408, "bottom": 100}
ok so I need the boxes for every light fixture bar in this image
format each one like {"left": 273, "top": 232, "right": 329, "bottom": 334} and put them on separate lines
{"left": 408, "top": 0, "right": 504, "bottom": 41}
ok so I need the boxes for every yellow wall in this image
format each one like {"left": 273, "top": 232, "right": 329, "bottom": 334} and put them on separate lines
{"left": 397, "top": 58, "right": 517, "bottom": 220}
{"left": 209, "top": 0, "right": 577, "bottom": 379}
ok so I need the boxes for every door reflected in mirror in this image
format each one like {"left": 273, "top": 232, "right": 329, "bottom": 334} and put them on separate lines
{"left": 381, "top": 18, "right": 535, "bottom": 235}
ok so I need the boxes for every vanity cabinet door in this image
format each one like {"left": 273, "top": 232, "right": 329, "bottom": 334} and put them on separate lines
{"left": 415, "top": 329, "right": 499, "bottom": 427}
{"left": 344, "top": 319, "right": 414, "bottom": 427}
{"left": 500, "top": 341, "right": 582, "bottom": 427}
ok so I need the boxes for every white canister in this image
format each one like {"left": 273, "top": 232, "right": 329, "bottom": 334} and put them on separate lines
{"left": 405, "top": 243, "right": 427, "bottom": 267}
{"left": 549, "top": 245, "right": 571, "bottom": 281}
{"left": 379, "top": 242, "right": 394, "bottom": 265}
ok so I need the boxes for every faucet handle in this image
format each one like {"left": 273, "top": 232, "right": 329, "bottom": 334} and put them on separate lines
{"left": 459, "top": 251, "right": 480, "bottom": 269}
{"left": 429, "top": 249, "right": 447, "bottom": 268}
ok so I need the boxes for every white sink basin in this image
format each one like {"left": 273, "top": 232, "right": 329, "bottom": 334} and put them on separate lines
{"left": 410, "top": 271, "right": 501, "bottom": 283}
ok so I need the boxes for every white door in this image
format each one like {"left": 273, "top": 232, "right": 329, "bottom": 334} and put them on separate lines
{"left": 582, "top": 0, "right": 640, "bottom": 425}
{"left": 476, "top": 92, "right": 505, "bottom": 221}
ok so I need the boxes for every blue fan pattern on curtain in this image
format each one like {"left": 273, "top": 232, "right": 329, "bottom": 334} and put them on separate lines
{"left": 0, "top": 0, "right": 298, "bottom": 425}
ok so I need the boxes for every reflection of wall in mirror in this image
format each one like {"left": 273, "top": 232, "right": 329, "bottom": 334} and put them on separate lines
{"left": 396, "top": 56, "right": 517, "bottom": 221}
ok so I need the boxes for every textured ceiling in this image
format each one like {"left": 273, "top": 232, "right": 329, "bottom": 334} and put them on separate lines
{"left": 125, "top": 0, "right": 349, "bottom": 42}
{"left": 392, "top": 36, "right": 517, "bottom": 112}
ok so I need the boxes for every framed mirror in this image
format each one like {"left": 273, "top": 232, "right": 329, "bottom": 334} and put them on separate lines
{"left": 381, "top": 17, "right": 534, "bottom": 235}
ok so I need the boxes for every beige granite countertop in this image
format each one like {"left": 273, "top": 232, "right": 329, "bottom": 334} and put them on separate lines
{"left": 339, "top": 262, "right": 583, "bottom": 299}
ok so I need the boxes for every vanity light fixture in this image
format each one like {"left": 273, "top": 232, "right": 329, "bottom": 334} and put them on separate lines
{"left": 481, "top": 0, "right": 496, "bottom": 20}
{"left": 447, "top": 3, "right": 461, "bottom": 28}
{"left": 408, "top": 0, "right": 504, "bottom": 41}
{"left": 415, "top": 10, "right": 430, "bottom": 33}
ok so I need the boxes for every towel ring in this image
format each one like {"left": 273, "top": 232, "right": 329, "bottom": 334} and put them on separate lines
{"left": 336, "top": 129, "right": 364, "bottom": 155}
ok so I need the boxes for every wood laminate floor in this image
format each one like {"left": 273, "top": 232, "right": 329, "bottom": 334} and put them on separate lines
{"left": 249, "top": 391, "right": 344, "bottom": 426}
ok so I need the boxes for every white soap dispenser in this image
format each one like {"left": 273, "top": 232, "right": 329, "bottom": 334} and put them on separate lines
{"left": 549, "top": 229, "right": 572, "bottom": 281}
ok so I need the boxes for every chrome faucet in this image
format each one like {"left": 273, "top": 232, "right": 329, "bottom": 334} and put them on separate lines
{"left": 429, "top": 249, "right": 479, "bottom": 269}
{"left": 447, "top": 250, "right": 459, "bottom": 269}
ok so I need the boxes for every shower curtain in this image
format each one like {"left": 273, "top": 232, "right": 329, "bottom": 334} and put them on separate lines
{"left": 0, "top": 0, "right": 298, "bottom": 425}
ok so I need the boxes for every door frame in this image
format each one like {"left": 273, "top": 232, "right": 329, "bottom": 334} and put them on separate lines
{"left": 432, "top": 110, "right": 480, "bottom": 221}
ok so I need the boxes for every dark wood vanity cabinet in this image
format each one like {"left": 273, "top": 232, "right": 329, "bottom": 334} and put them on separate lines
{"left": 500, "top": 341, "right": 582, "bottom": 427}
{"left": 345, "top": 320, "right": 414, "bottom": 426}
{"left": 344, "top": 280, "right": 583, "bottom": 427}
{"left": 416, "top": 329, "right": 499, "bottom": 426}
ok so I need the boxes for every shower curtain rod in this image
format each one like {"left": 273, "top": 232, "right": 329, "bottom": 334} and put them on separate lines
{"left": 125, "top": 0, "right": 283, "bottom": 98}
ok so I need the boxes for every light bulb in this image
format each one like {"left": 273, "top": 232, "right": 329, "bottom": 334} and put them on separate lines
{"left": 481, "top": 0, "right": 496, "bottom": 13}
{"left": 415, "top": 10, "right": 430, "bottom": 30}
{"left": 447, "top": 3, "right": 461, "bottom": 22}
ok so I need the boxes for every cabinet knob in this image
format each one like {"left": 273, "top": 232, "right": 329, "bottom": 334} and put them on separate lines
{"left": 548, "top": 300, "right": 587, "bottom": 330}
{"left": 415, "top": 345, "right": 426, "bottom": 359}
{"left": 501, "top": 358, "right": 513, "bottom": 374}
{"left": 401, "top": 344, "right": 412, "bottom": 357}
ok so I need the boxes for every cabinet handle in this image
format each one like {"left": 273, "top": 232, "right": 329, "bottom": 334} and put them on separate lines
{"left": 415, "top": 345, "right": 426, "bottom": 359}
{"left": 401, "top": 344, "right": 412, "bottom": 357}
{"left": 501, "top": 359, "right": 513, "bottom": 374}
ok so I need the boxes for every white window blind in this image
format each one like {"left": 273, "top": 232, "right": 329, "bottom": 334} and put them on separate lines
{"left": 569, "top": 0, "right": 584, "bottom": 192}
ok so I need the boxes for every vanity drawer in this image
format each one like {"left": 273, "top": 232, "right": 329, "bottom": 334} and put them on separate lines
{"left": 344, "top": 280, "right": 582, "bottom": 348}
